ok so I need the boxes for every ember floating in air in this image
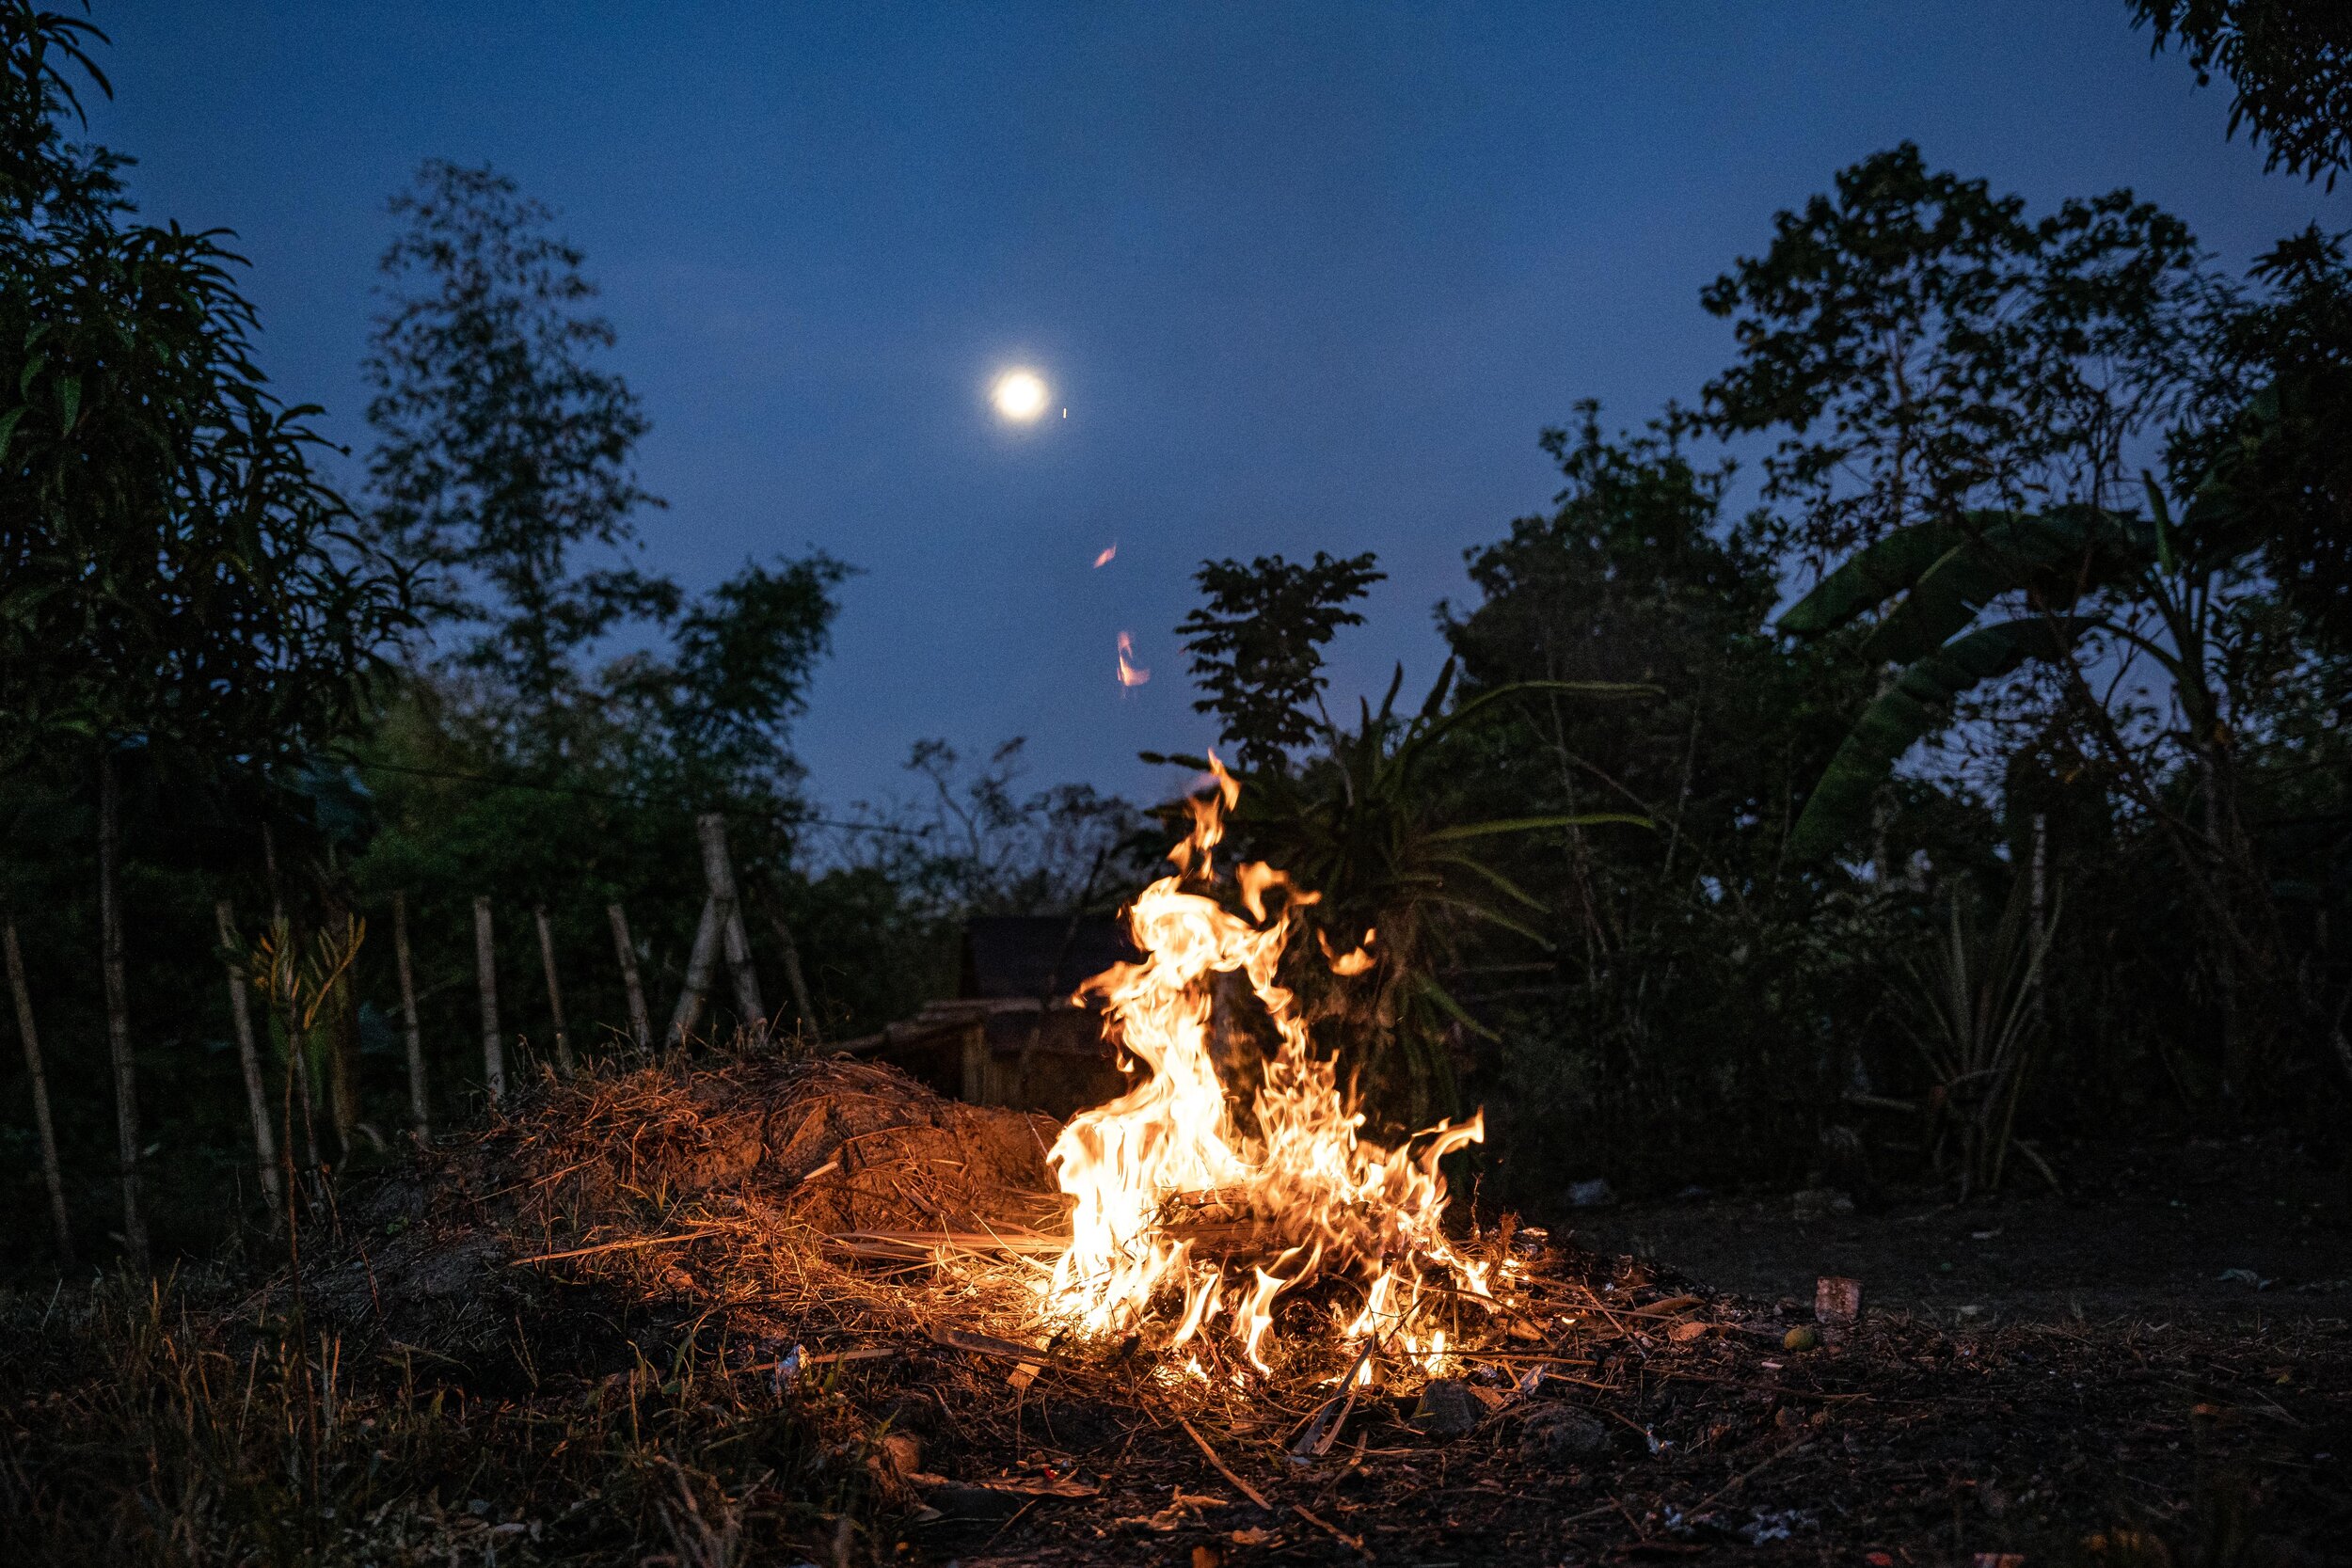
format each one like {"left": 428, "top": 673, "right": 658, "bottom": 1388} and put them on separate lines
{"left": 1041, "top": 756, "right": 1489, "bottom": 1379}
{"left": 1116, "top": 631, "right": 1150, "bottom": 687}
{"left": 1093, "top": 544, "right": 1117, "bottom": 568}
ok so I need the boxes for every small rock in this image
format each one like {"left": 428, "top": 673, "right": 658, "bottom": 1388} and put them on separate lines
{"left": 1791, "top": 1188, "right": 1854, "bottom": 1221}
{"left": 1521, "top": 1403, "right": 1611, "bottom": 1463}
{"left": 1410, "top": 1377, "right": 1484, "bottom": 1437}
{"left": 879, "top": 1433, "right": 922, "bottom": 1477}
{"left": 1567, "top": 1178, "right": 1616, "bottom": 1209}
{"left": 1782, "top": 1325, "right": 1820, "bottom": 1352}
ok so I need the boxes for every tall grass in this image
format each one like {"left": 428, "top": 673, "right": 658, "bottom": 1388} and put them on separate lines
{"left": 1, "top": 1270, "right": 885, "bottom": 1566}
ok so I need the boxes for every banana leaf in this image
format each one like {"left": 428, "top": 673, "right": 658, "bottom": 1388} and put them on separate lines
{"left": 1788, "top": 616, "right": 2088, "bottom": 862}
{"left": 1776, "top": 516, "right": 1979, "bottom": 637}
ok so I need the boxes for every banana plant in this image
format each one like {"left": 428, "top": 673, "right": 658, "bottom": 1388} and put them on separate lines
{"left": 1150, "top": 659, "right": 1652, "bottom": 1126}
{"left": 1776, "top": 475, "right": 2257, "bottom": 862}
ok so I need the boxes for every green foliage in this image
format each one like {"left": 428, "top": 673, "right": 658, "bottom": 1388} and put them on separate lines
{"left": 0, "top": 9, "right": 410, "bottom": 779}
{"left": 1699, "top": 141, "right": 2201, "bottom": 571}
{"left": 2133, "top": 0, "right": 2352, "bottom": 185}
{"left": 365, "top": 160, "right": 675, "bottom": 711}
{"left": 1177, "top": 549, "right": 1385, "bottom": 768}
{"left": 1157, "top": 649, "right": 1653, "bottom": 1129}
{"left": 1892, "top": 876, "right": 2060, "bottom": 1199}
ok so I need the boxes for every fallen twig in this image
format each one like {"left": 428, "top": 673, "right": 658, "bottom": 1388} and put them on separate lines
{"left": 507, "top": 1227, "right": 723, "bottom": 1266}
{"left": 1178, "top": 1414, "right": 1271, "bottom": 1509}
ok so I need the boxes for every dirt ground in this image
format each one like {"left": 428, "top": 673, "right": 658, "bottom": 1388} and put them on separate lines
{"left": 1559, "top": 1133, "right": 2352, "bottom": 1325}
{"left": 915, "top": 1133, "right": 2352, "bottom": 1567}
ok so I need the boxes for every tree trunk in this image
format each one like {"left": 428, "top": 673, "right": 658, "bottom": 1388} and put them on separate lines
{"left": 5, "top": 916, "right": 73, "bottom": 1265}
{"left": 696, "top": 814, "right": 765, "bottom": 1028}
{"left": 533, "top": 904, "right": 575, "bottom": 1074}
{"left": 213, "top": 900, "right": 282, "bottom": 1220}
{"left": 608, "top": 902, "right": 651, "bottom": 1050}
{"left": 668, "top": 896, "right": 721, "bottom": 1046}
{"left": 97, "top": 750, "right": 147, "bottom": 1271}
{"left": 473, "top": 895, "right": 506, "bottom": 1102}
{"left": 392, "top": 892, "right": 429, "bottom": 1141}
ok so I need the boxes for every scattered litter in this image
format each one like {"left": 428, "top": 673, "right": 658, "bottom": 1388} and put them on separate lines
{"left": 1521, "top": 1403, "right": 1610, "bottom": 1463}
{"left": 2218, "top": 1268, "right": 2275, "bottom": 1291}
{"left": 1568, "top": 1178, "right": 1616, "bottom": 1208}
{"left": 1815, "top": 1275, "right": 1864, "bottom": 1324}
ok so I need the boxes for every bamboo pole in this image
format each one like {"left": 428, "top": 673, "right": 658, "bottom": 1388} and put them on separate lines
{"left": 533, "top": 905, "right": 575, "bottom": 1074}
{"left": 608, "top": 902, "right": 651, "bottom": 1050}
{"left": 97, "top": 751, "right": 146, "bottom": 1271}
{"left": 668, "top": 896, "right": 721, "bottom": 1046}
{"left": 392, "top": 892, "right": 429, "bottom": 1141}
{"left": 695, "top": 814, "right": 764, "bottom": 1026}
{"left": 756, "top": 886, "right": 822, "bottom": 1046}
{"left": 5, "top": 916, "right": 73, "bottom": 1265}
{"left": 213, "top": 901, "right": 282, "bottom": 1218}
{"left": 473, "top": 896, "right": 506, "bottom": 1102}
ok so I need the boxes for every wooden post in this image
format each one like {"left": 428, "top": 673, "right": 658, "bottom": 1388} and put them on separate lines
{"left": 5, "top": 916, "right": 73, "bottom": 1265}
{"left": 213, "top": 901, "right": 282, "bottom": 1217}
{"left": 695, "top": 814, "right": 764, "bottom": 1027}
{"left": 473, "top": 896, "right": 506, "bottom": 1102}
{"left": 392, "top": 892, "right": 429, "bottom": 1142}
{"left": 608, "top": 902, "right": 651, "bottom": 1050}
{"left": 533, "top": 905, "right": 575, "bottom": 1074}
{"left": 668, "top": 896, "right": 721, "bottom": 1046}
{"left": 756, "top": 886, "right": 822, "bottom": 1045}
{"left": 97, "top": 750, "right": 146, "bottom": 1271}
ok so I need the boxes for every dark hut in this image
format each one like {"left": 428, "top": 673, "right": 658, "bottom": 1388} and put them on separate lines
{"left": 838, "top": 915, "right": 1136, "bottom": 1119}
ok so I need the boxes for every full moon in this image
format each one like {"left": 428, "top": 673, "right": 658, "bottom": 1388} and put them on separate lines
{"left": 991, "top": 367, "right": 1049, "bottom": 422}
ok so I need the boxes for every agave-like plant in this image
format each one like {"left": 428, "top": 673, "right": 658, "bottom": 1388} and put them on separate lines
{"left": 1152, "top": 660, "right": 1651, "bottom": 1128}
{"left": 1893, "top": 878, "right": 2059, "bottom": 1199}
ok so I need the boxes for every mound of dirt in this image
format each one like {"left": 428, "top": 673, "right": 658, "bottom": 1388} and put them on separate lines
{"left": 290, "top": 1055, "right": 1066, "bottom": 1378}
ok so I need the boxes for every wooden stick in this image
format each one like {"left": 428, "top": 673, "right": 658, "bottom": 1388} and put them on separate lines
{"left": 533, "top": 904, "right": 575, "bottom": 1074}
{"left": 1177, "top": 1416, "right": 1271, "bottom": 1510}
{"left": 696, "top": 814, "right": 764, "bottom": 1027}
{"left": 472, "top": 896, "right": 505, "bottom": 1102}
{"left": 391, "top": 892, "right": 429, "bottom": 1141}
{"left": 608, "top": 902, "right": 651, "bottom": 1049}
{"left": 5, "top": 916, "right": 73, "bottom": 1265}
{"left": 1292, "top": 1503, "right": 1364, "bottom": 1553}
{"left": 508, "top": 1227, "right": 723, "bottom": 1265}
{"left": 668, "top": 895, "right": 720, "bottom": 1046}
{"left": 213, "top": 900, "right": 283, "bottom": 1217}
{"left": 96, "top": 749, "right": 146, "bottom": 1271}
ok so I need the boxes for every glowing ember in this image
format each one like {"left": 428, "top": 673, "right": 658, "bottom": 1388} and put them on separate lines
{"left": 1040, "top": 756, "right": 1489, "bottom": 1380}
{"left": 1093, "top": 544, "right": 1118, "bottom": 568}
{"left": 1116, "top": 631, "right": 1151, "bottom": 687}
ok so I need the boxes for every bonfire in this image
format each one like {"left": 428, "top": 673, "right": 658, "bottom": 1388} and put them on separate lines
{"left": 1039, "top": 754, "right": 1493, "bottom": 1384}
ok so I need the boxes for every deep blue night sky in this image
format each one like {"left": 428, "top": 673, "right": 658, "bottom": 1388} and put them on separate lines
{"left": 82, "top": 2, "right": 2343, "bottom": 815}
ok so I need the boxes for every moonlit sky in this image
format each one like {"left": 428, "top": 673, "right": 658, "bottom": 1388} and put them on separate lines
{"left": 83, "top": 3, "right": 2343, "bottom": 814}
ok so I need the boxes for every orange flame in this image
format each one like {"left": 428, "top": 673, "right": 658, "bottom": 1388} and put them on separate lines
{"left": 1041, "top": 755, "right": 1486, "bottom": 1379}
{"left": 1116, "top": 631, "right": 1150, "bottom": 687}
{"left": 1093, "top": 544, "right": 1118, "bottom": 568}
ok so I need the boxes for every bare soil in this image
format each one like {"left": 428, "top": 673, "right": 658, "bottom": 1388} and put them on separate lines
{"left": 1561, "top": 1132, "right": 2352, "bottom": 1326}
